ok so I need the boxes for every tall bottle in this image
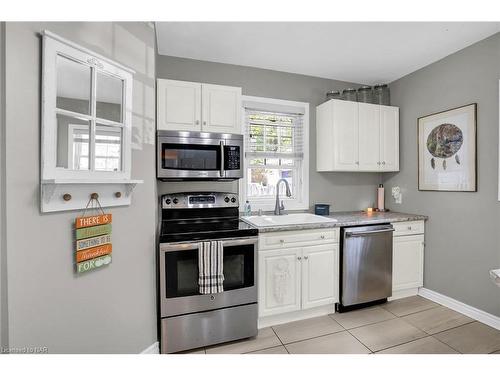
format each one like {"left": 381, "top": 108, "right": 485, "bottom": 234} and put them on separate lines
{"left": 243, "top": 200, "right": 252, "bottom": 216}
{"left": 377, "top": 184, "right": 385, "bottom": 211}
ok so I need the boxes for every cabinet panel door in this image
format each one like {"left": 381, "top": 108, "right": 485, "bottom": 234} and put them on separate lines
{"left": 393, "top": 235, "right": 424, "bottom": 291}
{"left": 302, "top": 244, "right": 338, "bottom": 309}
{"left": 333, "top": 100, "right": 359, "bottom": 170}
{"left": 316, "top": 101, "right": 335, "bottom": 171}
{"left": 258, "top": 247, "right": 302, "bottom": 317}
{"left": 380, "top": 106, "right": 399, "bottom": 171}
{"left": 358, "top": 103, "right": 381, "bottom": 171}
{"left": 201, "top": 84, "right": 242, "bottom": 134}
{"left": 157, "top": 79, "right": 201, "bottom": 131}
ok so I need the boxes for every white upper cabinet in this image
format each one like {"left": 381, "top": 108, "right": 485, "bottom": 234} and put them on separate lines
{"left": 316, "top": 99, "right": 399, "bottom": 172}
{"left": 157, "top": 79, "right": 242, "bottom": 134}
{"left": 358, "top": 103, "right": 381, "bottom": 171}
{"left": 201, "top": 84, "right": 242, "bottom": 133}
{"left": 333, "top": 100, "right": 359, "bottom": 170}
{"left": 380, "top": 106, "right": 399, "bottom": 171}
{"left": 157, "top": 79, "right": 201, "bottom": 131}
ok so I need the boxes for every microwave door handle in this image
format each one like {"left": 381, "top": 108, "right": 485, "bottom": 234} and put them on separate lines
{"left": 220, "top": 141, "right": 225, "bottom": 178}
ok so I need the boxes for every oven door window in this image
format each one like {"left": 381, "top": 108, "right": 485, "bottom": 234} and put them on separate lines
{"left": 164, "top": 244, "right": 255, "bottom": 298}
{"left": 161, "top": 143, "right": 221, "bottom": 170}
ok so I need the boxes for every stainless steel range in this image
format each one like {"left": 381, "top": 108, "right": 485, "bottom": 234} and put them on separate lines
{"left": 158, "top": 192, "right": 258, "bottom": 354}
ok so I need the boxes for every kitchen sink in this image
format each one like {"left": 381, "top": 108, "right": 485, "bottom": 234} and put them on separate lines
{"left": 241, "top": 213, "right": 337, "bottom": 228}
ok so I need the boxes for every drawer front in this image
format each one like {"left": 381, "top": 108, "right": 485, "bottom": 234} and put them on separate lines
{"left": 392, "top": 220, "right": 424, "bottom": 236}
{"left": 259, "top": 228, "right": 339, "bottom": 250}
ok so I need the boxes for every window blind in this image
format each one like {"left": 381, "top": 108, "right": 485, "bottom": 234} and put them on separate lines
{"left": 244, "top": 109, "right": 304, "bottom": 161}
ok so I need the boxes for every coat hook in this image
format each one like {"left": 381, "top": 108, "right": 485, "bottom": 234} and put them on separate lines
{"left": 63, "top": 193, "right": 72, "bottom": 201}
{"left": 115, "top": 192, "right": 122, "bottom": 198}
{"left": 90, "top": 193, "right": 99, "bottom": 200}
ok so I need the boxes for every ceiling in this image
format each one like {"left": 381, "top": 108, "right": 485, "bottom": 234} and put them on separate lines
{"left": 156, "top": 22, "right": 500, "bottom": 85}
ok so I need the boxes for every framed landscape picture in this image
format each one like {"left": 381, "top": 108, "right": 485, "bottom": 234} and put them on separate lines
{"left": 418, "top": 103, "right": 477, "bottom": 192}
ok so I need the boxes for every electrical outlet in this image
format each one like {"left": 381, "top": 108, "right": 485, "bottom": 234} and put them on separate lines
{"left": 391, "top": 186, "right": 402, "bottom": 204}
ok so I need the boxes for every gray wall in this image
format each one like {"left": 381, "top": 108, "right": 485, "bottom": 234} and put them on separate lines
{"left": 3, "top": 22, "right": 157, "bottom": 353}
{"left": 383, "top": 32, "right": 500, "bottom": 317}
{"left": 156, "top": 55, "right": 382, "bottom": 211}
{"left": 0, "top": 21, "right": 7, "bottom": 351}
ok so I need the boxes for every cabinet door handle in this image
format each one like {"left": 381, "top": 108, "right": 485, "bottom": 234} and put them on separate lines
{"left": 320, "top": 235, "right": 325, "bottom": 239}
{"left": 203, "top": 121, "right": 207, "bottom": 126}
{"left": 304, "top": 256, "right": 309, "bottom": 260}
{"left": 195, "top": 120, "right": 200, "bottom": 125}
{"left": 382, "top": 161, "right": 386, "bottom": 165}
{"left": 355, "top": 161, "right": 359, "bottom": 165}
{"left": 280, "top": 239, "right": 285, "bottom": 244}
{"left": 297, "top": 256, "right": 302, "bottom": 261}
{"left": 407, "top": 226, "right": 412, "bottom": 230}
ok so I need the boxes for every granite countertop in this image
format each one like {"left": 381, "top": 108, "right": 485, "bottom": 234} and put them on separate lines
{"left": 246, "top": 211, "right": 428, "bottom": 233}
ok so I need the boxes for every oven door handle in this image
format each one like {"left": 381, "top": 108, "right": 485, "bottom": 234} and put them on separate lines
{"left": 219, "top": 140, "right": 225, "bottom": 178}
{"left": 160, "top": 237, "right": 258, "bottom": 253}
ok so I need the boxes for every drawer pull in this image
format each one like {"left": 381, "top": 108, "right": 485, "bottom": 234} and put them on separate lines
{"left": 407, "top": 226, "right": 412, "bottom": 230}
{"left": 297, "top": 256, "right": 302, "bottom": 261}
{"left": 304, "top": 256, "right": 309, "bottom": 260}
{"left": 320, "top": 235, "right": 325, "bottom": 239}
{"left": 280, "top": 239, "right": 285, "bottom": 244}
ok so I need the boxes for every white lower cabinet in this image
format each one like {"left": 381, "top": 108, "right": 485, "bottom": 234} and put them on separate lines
{"left": 392, "top": 234, "right": 424, "bottom": 291}
{"left": 391, "top": 220, "right": 425, "bottom": 297}
{"left": 259, "top": 247, "right": 302, "bottom": 317}
{"left": 258, "top": 229, "right": 339, "bottom": 318}
{"left": 302, "top": 244, "right": 339, "bottom": 310}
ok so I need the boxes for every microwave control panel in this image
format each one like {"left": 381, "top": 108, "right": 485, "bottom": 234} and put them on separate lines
{"left": 224, "top": 146, "right": 241, "bottom": 170}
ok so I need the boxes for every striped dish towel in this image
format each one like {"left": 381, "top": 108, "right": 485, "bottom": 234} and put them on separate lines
{"left": 198, "top": 241, "right": 224, "bottom": 294}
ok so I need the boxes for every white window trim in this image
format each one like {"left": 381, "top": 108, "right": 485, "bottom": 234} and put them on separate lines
{"left": 240, "top": 95, "right": 309, "bottom": 212}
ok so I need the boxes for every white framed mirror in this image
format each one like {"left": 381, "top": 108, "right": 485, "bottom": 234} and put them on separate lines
{"left": 42, "top": 31, "right": 133, "bottom": 182}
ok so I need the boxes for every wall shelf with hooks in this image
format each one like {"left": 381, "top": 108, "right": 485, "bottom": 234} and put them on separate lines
{"left": 40, "top": 179, "right": 143, "bottom": 213}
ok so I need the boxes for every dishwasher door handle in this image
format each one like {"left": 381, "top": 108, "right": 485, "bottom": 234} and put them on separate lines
{"left": 346, "top": 228, "right": 395, "bottom": 237}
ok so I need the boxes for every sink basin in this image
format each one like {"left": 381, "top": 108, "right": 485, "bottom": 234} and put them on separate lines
{"left": 242, "top": 213, "right": 337, "bottom": 228}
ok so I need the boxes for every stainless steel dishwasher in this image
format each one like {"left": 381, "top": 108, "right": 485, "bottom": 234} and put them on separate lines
{"left": 338, "top": 224, "right": 394, "bottom": 312}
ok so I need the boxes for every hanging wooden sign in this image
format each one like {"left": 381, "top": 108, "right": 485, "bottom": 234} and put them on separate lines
{"left": 75, "top": 212, "right": 112, "bottom": 274}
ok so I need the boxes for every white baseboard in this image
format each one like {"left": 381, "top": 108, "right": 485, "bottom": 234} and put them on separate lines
{"left": 258, "top": 304, "right": 335, "bottom": 329}
{"left": 418, "top": 288, "right": 500, "bottom": 331}
{"left": 141, "top": 341, "right": 159, "bottom": 354}
{"left": 389, "top": 288, "right": 419, "bottom": 301}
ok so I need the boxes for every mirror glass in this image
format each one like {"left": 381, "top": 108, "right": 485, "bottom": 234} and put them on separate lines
{"left": 94, "top": 124, "right": 122, "bottom": 172}
{"left": 96, "top": 72, "right": 123, "bottom": 123}
{"left": 56, "top": 114, "right": 90, "bottom": 170}
{"left": 56, "top": 55, "right": 91, "bottom": 115}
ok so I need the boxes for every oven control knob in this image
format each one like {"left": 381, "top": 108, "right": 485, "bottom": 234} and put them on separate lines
{"left": 172, "top": 198, "right": 179, "bottom": 204}
{"left": 230, "top": 197, "right": 236, "bottom": 203}
{"left": 224, "top": 197, "right": 230, "bottom": 203}
{"left": 210, "top": 295, "right": 215, "bottom": 301}
{"left": 165, "top": 198, "right": 171, "bottom": 205}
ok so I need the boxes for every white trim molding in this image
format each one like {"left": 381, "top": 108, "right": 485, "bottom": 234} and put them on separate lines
{"left": 240, "top": 95, "right": 310, "bottom": 212}
{"left": 141, "top": 341, "right": 159, "bottom": 354}
{"left": 419, "top": 288, "right": 500, "bottom": 331}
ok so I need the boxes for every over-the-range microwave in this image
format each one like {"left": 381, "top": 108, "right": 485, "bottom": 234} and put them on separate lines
{"left": 157, "top": 130, "right": 243, "bottom": 180}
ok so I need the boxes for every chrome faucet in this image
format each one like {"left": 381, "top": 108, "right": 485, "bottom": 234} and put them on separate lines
{"left": 274, "top": 179, "right": 292, "bottom": 215}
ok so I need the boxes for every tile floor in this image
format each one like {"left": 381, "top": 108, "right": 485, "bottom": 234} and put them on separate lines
{"left": 180, "top": 296, "right": 500, "bottom": 354}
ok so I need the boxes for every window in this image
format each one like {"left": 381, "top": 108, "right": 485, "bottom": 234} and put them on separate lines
{"left": 242, "top": 96, "right": 309, "bottom": 211}
{"left": 42, "top": 31, "right": 133, "bottom": 181}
